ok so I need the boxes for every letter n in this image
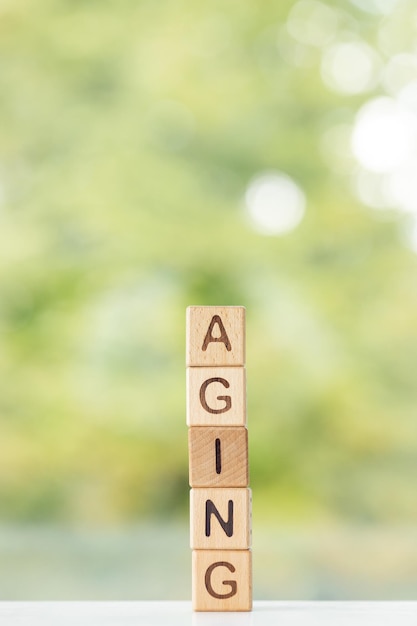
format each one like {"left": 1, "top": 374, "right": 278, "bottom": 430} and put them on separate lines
{"left": 205, "top": 499, "right": 234, "bottom": 537}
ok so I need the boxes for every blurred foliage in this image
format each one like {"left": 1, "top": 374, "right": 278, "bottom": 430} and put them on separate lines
{"left": 0, "top": 0, "right": 417, "bottom": 525}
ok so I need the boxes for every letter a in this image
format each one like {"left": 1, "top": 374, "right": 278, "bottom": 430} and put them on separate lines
{"left": 202, "top": 315, "right": 232, "bottom": 352}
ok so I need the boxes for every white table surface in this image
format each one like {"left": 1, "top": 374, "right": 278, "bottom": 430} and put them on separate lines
{"left": 0, "top": 602, "right": 416, "bottom": 626}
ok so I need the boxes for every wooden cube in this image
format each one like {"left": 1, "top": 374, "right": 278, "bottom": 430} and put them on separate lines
{"left": 189, "top": 427, "right": 248, "bottom": 488}
{"left": 190, "top": 488, "right": 251, "bottom": 550}
{"left": 192, "top": 549, "right": 252, "bottom": 612}
{"left": 186, "top": 367, "right": 246, "bottom": 427}
{"left": 186, "top": 306, "right": 245, "bottom": 367}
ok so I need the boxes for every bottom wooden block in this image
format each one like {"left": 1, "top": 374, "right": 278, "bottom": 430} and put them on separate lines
{"left": 192, "top": 549, "right": 252, "bottom": 612}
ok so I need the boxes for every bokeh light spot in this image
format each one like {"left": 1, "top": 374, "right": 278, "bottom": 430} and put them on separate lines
{"left": 349, "top": 0, "right": 401, "bottom": 15}
{"left": 387, "top": 160, "right": 417, "bottom": 214}
{"left": 383, "top": 54, "right": 417, "bottom": 96}
{"left": 321, "top": 41, "right": 380, "bottom": 95}
{"left": 354, "top": 169, "right": 394, "bottom": 212}
{"left": 287, "top": 0, "right": 338, "bottom": 48}
{"left": 351, "top": 97, "right": 417, "bottom": 173}
{"left": 398, "top": 81, "right": 417, "bottom": 115}
{"left": 244, "top": 173, "right": 306, "bottom": 236}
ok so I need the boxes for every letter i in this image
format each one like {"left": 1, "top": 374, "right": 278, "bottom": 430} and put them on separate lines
{"left": 215, "top": 438, "right": 221, "bottom": 474}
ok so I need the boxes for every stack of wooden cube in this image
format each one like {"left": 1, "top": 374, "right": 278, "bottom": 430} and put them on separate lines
{"left": 186, "top": 306, "right": 252, "bottom": 612}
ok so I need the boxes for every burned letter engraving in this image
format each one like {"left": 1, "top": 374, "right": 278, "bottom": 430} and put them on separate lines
{"left": 199, "top": 378, "right": 231, "bottom": 414}
{"left": 205, "top": 499, "right": 234, "bottom": 537}
{"left": 204, "top": 561, "right": 237, "bottom": 599}
{"left": 202, "top": 315, "right": 232, "bottom": 352}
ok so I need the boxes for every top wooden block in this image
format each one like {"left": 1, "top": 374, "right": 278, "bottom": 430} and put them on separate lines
{"left": 186, "top": 306, "right": 245, "bottom": 367}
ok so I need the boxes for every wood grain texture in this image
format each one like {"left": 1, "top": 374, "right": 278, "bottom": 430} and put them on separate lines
{"left": 192, "top": 549, "right": 252, "bottom": 612}
{"left": 189, "top": 427, "right": 248, "bottom": 487}
{"left": 186, "top": 367, "right": 246, "bottom": 427}
{"left": 190, "top": 488, "right": 251, "bottom": 550}
{"left": 186, "top": 306, "right": 245, "bottom": 367}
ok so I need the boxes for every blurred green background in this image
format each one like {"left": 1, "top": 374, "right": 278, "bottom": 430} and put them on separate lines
{"left": 1, "top": 0, "right": 417, "bottom": 600}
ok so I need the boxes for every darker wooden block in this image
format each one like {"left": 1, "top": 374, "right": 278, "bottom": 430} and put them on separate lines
{"left": 189, "top": 427, "right": 248, "bottom": 488}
